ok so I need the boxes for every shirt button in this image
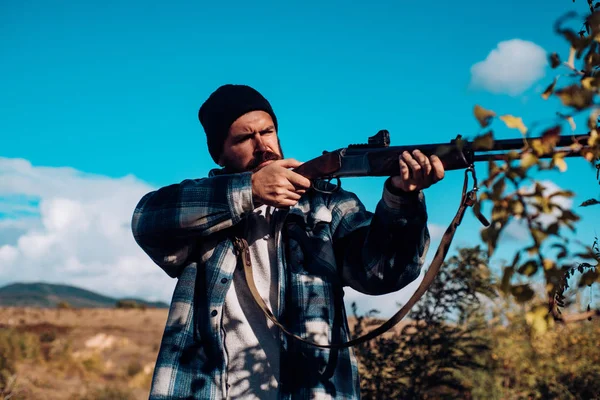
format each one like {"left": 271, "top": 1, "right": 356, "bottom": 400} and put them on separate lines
{"left": 221, "top": 278, "right": 228, "bottom": 284}
{"left": 211, "top": 310, "right": 218, "bottom": 317}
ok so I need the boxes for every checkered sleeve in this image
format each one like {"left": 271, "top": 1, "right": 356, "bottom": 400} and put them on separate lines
{"left": 332, "top": 178, "right": 430, "bottom": 294}
{"left": 131, "top": 172, "right": 254, "bottom": 278}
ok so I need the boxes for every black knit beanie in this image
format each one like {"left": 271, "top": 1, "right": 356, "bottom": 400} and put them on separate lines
{"left": 198, "top": 84, "right": 278, "bottom": 164}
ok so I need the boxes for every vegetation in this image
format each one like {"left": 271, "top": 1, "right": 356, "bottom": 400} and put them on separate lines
{"left": 352, "top": 245, "right": 600, "bottom": 399}
{"left": 351, "top": 2, "right": 600, "bottom": 398}
{"left": 2, "top": 2, "right": 600, "bottom": 399}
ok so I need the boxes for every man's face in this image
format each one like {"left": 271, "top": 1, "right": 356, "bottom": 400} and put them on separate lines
{"left": 218, "top": 110, "right": 283, "bottom": 173}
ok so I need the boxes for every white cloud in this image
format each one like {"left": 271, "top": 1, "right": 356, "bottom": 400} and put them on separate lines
{"left": 344, "top": 272, "right": 424, "bottom": 318}
{"left": 0, "top": 157, "right": 176, "bottom": 303}
{"left": 469, "top": 39, "right": 548, "bottom": 96}
{"left": 0, "top": 157, "right": 453, "bottom": 311}
{"left": 428, "top": 223, "right": 445, "bottom": 242}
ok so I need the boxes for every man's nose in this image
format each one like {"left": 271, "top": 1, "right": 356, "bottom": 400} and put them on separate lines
{"left": 254, "top": 134, "right": 268, "bottom": 152}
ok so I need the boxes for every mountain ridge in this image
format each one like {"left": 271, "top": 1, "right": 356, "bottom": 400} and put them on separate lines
{"left": 0, "top": 282, "right": 169, "bottom": 308}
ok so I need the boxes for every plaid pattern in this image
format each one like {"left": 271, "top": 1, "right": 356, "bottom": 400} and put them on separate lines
{"left": 132, "top": 169, "right": 430, "bottom": 399}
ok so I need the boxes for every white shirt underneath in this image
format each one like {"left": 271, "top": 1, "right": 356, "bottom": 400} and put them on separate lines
{"left": 223, "top": 205, "right": 280, "bottom": 399}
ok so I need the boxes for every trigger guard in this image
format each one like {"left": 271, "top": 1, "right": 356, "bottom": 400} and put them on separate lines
{"left": 312, "top": 177, "right": 341, "bottom": 194}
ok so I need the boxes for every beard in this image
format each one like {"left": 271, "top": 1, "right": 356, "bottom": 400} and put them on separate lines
{"left": 247, "top": 150, "right": 282, "bottom": 172}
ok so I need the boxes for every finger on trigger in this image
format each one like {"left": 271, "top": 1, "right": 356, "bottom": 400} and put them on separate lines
{"left": 288, "top": 172, "right": 311, "bottom": 189}
{"left": 287, "top": 190, "right": 302, "bottom": 201}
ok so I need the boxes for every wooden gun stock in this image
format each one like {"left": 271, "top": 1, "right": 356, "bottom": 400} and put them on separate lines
{"left": 292, "top": 151, "right": 342, "bottom": 179}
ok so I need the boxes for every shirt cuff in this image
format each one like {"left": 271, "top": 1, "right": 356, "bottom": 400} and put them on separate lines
{"left": 229, "top": 172, "right": 255, "bottom": 224}
{"left": 382, "top": 177, "right": 425, "bottom": 210}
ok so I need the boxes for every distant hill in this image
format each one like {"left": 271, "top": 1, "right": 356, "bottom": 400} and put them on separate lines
{"left": 0, "top": 282, "right": 169, "bottom": 308}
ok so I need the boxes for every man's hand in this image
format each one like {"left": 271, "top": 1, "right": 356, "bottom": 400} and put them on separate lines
{"left": 251, "top": 159, "right": 312, "bottom": 208}
{"left": 390, "top": 150, "right": 445, "bottom": 193}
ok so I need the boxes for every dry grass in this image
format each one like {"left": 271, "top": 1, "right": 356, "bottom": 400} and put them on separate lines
{"left": 0, "top": 307, "right": 168, "bottom": 400}
{"left": 0, "top": 307, "right": 410, "bottom": 399}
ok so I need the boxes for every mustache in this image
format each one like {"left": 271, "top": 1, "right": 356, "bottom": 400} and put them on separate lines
{"left": 248, "top": 151, "right": 282, "bottom": 171}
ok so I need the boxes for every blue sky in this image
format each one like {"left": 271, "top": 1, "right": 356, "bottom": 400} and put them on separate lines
{"left": 1, "top": 0, "right": 598, "bottom": 313}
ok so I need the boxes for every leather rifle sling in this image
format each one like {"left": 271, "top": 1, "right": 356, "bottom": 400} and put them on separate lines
{"left": 232, "top": 167, "right": 483, "bottom": 349}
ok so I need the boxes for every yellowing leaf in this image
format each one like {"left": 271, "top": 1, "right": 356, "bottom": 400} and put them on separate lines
{"left": 567, "top": 46, "right": 576, "bottom": 69}
{"left": 589, "top": 129, "right": 599, "bottom": 147}
{"left": 582, "top": 77, "right": 596, "bottom": 90}
{"left": 583, "top": 150, "right": 596, "bottom": 161}
{"left": 499, "top": 115, "right": 528, "bottom": 134}
{"left": 473, "top": 105, "right": 496, "bottom": 127}
{"left": 543, "top": 259, "right": 555, "bottom": 270}
{"left": 526, "top": 305, "right": 553, "bottom": 335}
{"left": 510, "top": 200, "right": 524, "bottom": 215}
{"left": 566, "top": 116, "right": 576, "bottom": 131}
{"left": 541, "top": 125, "right": 561, "bottom": 148}
{"left": 553, "top": 154, "right": 568, "bottom": 172}
{"left": 520, "top": 153, "right": 539, "bottom": 169}
{"left": 555, "top": 84, "right": 595, "bottom": 110}
{"left": 588, "top": 109, "right": 600, "bottom": 130}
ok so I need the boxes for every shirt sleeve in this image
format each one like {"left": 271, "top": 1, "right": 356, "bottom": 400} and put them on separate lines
{"left": 332, "top": 178, "right": 430, "bottom": 294}
{"left": 131, "top": 172, "right": 254, "bottom": 278}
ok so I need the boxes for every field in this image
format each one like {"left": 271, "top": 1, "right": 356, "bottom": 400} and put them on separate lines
{"left": 0, "top": 307, "right": 169, "bottom": 400}
{"left": 2, "top": 306, "right": 599, "bottom": 399}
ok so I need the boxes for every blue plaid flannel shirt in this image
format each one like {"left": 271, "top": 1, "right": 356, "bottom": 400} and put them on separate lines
{"left": 131, "top": 168, "right": 430, "bottom": 399}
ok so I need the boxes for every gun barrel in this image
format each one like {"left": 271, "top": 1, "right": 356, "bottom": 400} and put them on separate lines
{"left": 472, "top": 150, "right": 583, "bottom": 163}
{"left": 485, "top": 134, "right": 587, "bottom": 151}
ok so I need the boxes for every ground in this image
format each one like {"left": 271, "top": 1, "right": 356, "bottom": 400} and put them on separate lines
{"left": 0, "top": 307, "right": 169, "bottom": 400}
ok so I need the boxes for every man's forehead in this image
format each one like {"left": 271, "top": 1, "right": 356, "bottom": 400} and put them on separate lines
{"left": 230, "top": 111, "right": 275, "bottom": 132}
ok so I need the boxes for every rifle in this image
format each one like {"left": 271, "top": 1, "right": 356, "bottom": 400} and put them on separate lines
{"left": 239, "top": 129, "right": 592, "bottom": 349}
{"left": 292, "top": 129, "right": 588, "bottom": 183}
